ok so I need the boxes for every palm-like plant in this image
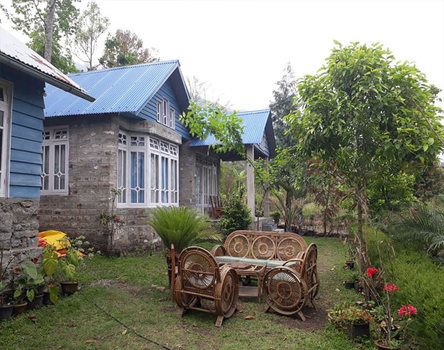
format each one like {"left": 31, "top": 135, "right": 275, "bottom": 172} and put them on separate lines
{"left": 385, "top": 205, "right": 444, "bottom": 256}
{"left": 147, "top": 206, "right": 219, "bottom": 253}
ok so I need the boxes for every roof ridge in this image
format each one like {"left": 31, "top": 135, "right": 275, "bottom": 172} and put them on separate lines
{"left": 237, "top": 109, "right": 270, "bottom": 114}
{"left": 68, "top": 59, "right": 179, "bottom": 77}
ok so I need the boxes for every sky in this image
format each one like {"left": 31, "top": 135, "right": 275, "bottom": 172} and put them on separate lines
{"left": 1, "top": 0, "right": 444, "bottom": 112}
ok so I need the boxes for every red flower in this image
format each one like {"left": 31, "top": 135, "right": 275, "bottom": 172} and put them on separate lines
{"left": 398, "top": 304, "right": 417, "bottom": 317}
{"left": 12, "top": 267, "right": 20, "bottom": 275}
{"left": 383, "top": 283, "right": 399, "bottom": 292}
{"left": 31, "top": 257, "right": 39, "bottom": 264}
{"left": 115, "top": 217, "right": 121, "bottom": 221}
{"left": 366, "top": 267, "right": 379, "bottom": 278}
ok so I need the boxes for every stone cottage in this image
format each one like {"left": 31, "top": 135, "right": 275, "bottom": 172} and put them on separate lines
{"left": 0, "top": 26, "right": 93, "bottom": 260}
{"left": 39, "top": 60, "right": 275, "bottom": 253}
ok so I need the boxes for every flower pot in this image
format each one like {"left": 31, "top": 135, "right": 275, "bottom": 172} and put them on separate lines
{"left": 27, "top": 294, "right": 44, "bottom": 310}
{"left": 60, "top": 281, "right": 78, "bottom": 295}
{"left": 0, "top": 304, "right": 14, "bottom": 322}
{"left": 43, "top": 291, "right": 54, "bottom": 305}
{"left": 344, "top": 281, "right": 355, "bottom": 289}
{"left": 12, "top": 302, "right": 28, "bottom": 316}
{"left": 348, "top": 322, "right": 370, "bottom": 339}
{"left": 345, "top": 260, "right": 355, "bottom": 269}
{"left": 374, "top": 339, "right": 400, "bottom": 350}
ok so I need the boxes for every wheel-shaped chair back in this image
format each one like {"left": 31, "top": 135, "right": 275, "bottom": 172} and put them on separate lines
{"left": 173, "top": 245, "right": 238, "bottom": 327}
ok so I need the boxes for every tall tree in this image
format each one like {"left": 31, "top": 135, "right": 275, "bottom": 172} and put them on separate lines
{"left": 289, "top": 42, "right": 443, "bottom": 261}
{"left": 99, "top": 29, "right": 158, "bottom": 68}
{"left": 74, "top": 1, "right": 109, "bottom": 70}
{"left": 4, "top": 0, "right": 80, "bottom": 70}
{"left": 270, "top": 63, "right": 298, "bottom": 149}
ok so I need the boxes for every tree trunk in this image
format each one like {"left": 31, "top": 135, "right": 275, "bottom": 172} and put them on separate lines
{"left": 44, "top": 0, "right": 57, "bottom": 62}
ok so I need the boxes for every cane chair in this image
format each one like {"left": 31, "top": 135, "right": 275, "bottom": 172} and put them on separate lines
{"left": 172, "top": 245, "right": 238, "bottom": 327}
{"left": 263, "top": 243, "right": 319, "bottom": 320}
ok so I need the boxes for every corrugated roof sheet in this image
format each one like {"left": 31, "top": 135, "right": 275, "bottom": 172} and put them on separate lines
{"left": 0, "top": 26, "right": 87, "bottom": 95}
{"left": 44, "top": 60, "right": 179, "bottom": 117}
{"left": 190, "top": 109, "right": 271, "bottom": 146}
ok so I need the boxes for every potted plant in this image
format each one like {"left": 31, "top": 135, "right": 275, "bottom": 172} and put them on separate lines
{"left": 41, "top": 244, "right": 60, "bottom": 304}
{"left": 327, "top": 303, "right": 373, "bottom": 340}
{"left": 147, "top": 206, "right": 219, "bottom": 286}
{"left": 364, "top": 267, "right": 417, "bottom": 349}
{"left": 20, "top": 260, "right": 45, "bottom": 310}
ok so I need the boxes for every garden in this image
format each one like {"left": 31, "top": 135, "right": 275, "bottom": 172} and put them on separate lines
{"left": 1, "top": 42, "right": 444, "bottom": 350}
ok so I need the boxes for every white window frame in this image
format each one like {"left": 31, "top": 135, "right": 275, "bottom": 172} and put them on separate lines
{"left": 0, "top": 80, "right": 12, "bottom": 198}
{"left": 195, "top": 163, "right": 218, "bottom": 213}
{"left": 117, "top": 132, "right": 179, "bottom": 208}
{"left": 156, "top": 98, "right": 175, "bottom": 129}
{"left": 41, "top": 127, "right": 69, "bottom": 195}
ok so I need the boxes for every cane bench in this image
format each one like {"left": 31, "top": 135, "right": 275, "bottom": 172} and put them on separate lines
{"left": 210, "top": 230, "right": 319, "bottom": 320}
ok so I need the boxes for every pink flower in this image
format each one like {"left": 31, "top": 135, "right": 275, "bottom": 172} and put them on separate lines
{"left": 367, "top": 267, "right": 379, "bottom": 278}
{"left": 115, "top": 217, "right": 121, "bottom": 221}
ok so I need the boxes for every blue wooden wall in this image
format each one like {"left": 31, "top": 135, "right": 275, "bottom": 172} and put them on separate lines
{"left": 0, "top": 64, "right": 44, "bottom": 199}
{"left": 139, "top": 77, "right": 191, "bottom": 141}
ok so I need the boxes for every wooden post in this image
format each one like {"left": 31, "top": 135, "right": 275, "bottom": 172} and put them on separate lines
{"left": 246, "top": 145, "right": 255, "bottom": 222}
{"left": 170, "top": 244, "right": 176, "bottom": 301}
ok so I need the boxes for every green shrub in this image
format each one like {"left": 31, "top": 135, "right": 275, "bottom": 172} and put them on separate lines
{"left": 388, "top": 250, "right": 444, "bottom": 349}
{"left": 218, "top": 187, "right": 252, "bottom": 235}
{"left": 365, "top": 228, "right": 444, "bottom": 349}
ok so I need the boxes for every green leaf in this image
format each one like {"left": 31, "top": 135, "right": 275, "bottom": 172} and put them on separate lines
{"left": 49, "top": 285, "right": 59, "bottom": 304}
{"left": 26, "top": 289, "right": 35, "bottom": 302}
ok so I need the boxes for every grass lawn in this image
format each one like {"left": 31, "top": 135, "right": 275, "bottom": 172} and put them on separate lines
{"left": 0, "top": 237, "right": 371, "bottom": 350}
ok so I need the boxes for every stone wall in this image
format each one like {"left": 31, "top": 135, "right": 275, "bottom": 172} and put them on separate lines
{"left": 0, "top": 198, "right": 41, "bottom": 273}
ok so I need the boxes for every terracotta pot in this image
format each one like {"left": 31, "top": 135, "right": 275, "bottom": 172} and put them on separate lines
{"left": 348, "top": 322, "right": 370, "bottom": 339}
{"left": 374, "top": 339, "right": 400, "bottom": 350}
{"left": 0, "top": 304, "right": 13, "bottom": 322}
{"left": 12, "top": 302, "right": 28, "bottom": 316}
{"left": 60, "top": 281, "right": 78, "bottom": 295}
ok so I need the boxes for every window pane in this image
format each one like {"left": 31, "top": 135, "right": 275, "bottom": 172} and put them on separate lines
{"left": 130, "top": 151, "right": 145, "bottom": 204}
{"left": 54, "top": 145, "right": 60, "bottom": 189}
{"left": 0, "top": 111, "right": 3, "bottom": 126}
{"left": 0, "top": 88, "right": 3, "bottom": 101}
{"left": 151, "top": 153, "right": 159, "bottom": 203}
{"left": 118, "top": 149, "right": 127, "bottom": 203}
{"left": 161, "top": 157, "right": 169, "bottom": 203}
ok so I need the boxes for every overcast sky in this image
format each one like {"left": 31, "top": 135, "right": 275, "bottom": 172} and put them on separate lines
{"left": 2, "top": 0, "right": 444, "bottom": 112}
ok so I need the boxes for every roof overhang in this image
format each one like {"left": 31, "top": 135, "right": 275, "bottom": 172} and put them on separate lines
{"left": 0, "top": 53, "right": 95, "bottom": 102}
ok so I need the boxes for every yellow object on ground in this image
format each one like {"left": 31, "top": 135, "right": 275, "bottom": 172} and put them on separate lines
{"left": 38, "top": 230, "right": 71, "bottom": 250}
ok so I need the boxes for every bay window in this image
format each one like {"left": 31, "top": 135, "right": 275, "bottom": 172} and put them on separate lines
{"left": 41, "top": 127, "right": 69, "bottom": 194}
{"left": 118, "top": 132, "right": 178, "bottom": 207}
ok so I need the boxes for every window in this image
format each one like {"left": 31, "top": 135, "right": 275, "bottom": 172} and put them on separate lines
{"left": 156, "top": 98, "right": 175, "bottom": 129}
{"left": 117, "top": 133, "right": 178, "bottom": 207}
{"left": 41, "top": 127, "right": 69, "bottom": 194}
{"left": 195, "top": 162, "right": 218, "bottom": 213}
{"left": 0, "top": 81, "right": 12, "bottom": 197}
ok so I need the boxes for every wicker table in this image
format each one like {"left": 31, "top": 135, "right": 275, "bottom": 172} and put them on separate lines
{"left": 221, "top": 263, "right": 266, "bottom": 301}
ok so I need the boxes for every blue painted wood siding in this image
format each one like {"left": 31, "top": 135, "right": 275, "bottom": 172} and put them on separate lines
{"left": 0, "top": 64, "right": 44, "bottom": 199}
{"left": 138, "top": 77, "right": 191, "bottom": 141}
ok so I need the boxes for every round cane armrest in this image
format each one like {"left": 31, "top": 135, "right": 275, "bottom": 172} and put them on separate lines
{"left": 282, "top": 258, "right": 304, "bottom": 272}
{"left": 211, "top": 245, "right": 227, "bottom": 257}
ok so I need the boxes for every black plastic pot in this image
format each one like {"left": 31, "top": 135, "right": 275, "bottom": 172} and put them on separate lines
{"left": 12, "top": 302, "right": 28, "bottom": 316}
{"left": 27, "top": 294, "right": 44, "bottom": 310}
{"left": 345, "top": 260, "right": 355, "bottom": 269}
{"left": 0, "top": 304, "right": 13, "bottom": 322}
{"left": 43, "top": 291, "right": 54, "bottom": 305}
{"left": 60, "top": 282, "right": 78, "bottom": 295}
{"left": 344, "top": 281, "right": 355, "bottom": 289}
{"left": 348, "top": 322, "right": 370, "bottom": 339}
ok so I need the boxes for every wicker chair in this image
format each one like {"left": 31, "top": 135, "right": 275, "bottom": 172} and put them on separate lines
{"left": 262, "top": 243, "right": 319, "bottom": 320}
{"left": 172, "top": 245, "right": 239, "bottom": 327}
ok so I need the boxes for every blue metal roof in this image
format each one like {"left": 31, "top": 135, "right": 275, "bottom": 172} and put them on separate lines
{"left": 44, "top": 60, "right": 185, "bottom": 117}
{"left": 190, "top": 109, "right": 271, "bottom": 146}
